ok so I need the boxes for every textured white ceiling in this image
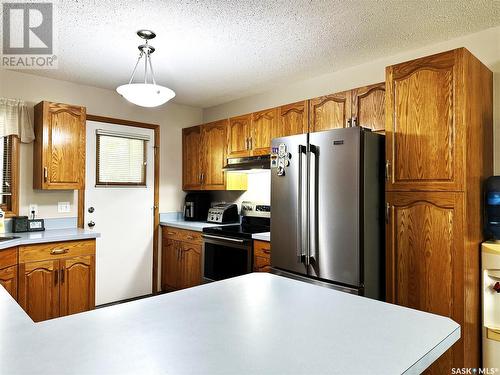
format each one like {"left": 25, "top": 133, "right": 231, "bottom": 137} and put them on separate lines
{"left": 15, "top": 0, "right": 500, "bottom": 108}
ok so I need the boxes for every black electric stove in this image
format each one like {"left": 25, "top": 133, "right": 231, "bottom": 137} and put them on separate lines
{"left": 202, "top": 201, "right": 270, "bottom": 282}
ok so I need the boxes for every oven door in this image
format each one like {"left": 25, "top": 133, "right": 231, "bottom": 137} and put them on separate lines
{"left": 202, "top": 234, "right": 252, "bottom": 283}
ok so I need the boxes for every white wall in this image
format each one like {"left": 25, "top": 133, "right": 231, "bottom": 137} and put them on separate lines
{"left": 0, "top": 70, "right": 202, "bottom": 218}
{"left": 203, "top": 26, "right": 500, "bottom": 173}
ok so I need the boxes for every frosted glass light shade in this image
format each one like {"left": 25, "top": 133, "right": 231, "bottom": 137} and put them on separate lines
{"left": 116, "top": 83, "right": 175, "bottom": 107}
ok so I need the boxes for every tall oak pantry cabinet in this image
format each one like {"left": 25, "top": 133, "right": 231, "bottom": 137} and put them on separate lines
{"left": 385, "top": 48, "right": 493, "bottom": 373}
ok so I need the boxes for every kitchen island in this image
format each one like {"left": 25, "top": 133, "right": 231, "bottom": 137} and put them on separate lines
{"left": 0, "top": 273, "right": 459, "bottom": 374}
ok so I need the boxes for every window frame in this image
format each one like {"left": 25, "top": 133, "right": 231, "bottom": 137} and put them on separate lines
{"left": 0, "top": 135, "right": 19, "bottom": 217}
{"left": 95, "top": 132, "right": 148, "bottom": 187}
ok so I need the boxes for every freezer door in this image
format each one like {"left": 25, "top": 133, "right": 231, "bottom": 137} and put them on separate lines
{"left": 271, "top": 133, "right": 308, "bottom": 275}
{"left": 308, "top": 128, "right": 361, "bottom": 287}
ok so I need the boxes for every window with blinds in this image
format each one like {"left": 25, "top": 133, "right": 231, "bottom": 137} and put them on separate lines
{"left": 0, "top": 136, "right": 13, "bottom": 196}
{"left": 96, "top": 130, "right": 148, "bottom": 186}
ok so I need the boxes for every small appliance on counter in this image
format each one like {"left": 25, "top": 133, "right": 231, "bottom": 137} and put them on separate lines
{"left": 12, "top": 215, "right": 45, "bottom": 232}
{"left": 183, "top": 192, "right": 211, "bottom": 221}
{"left": 485, "top": 176, "right": 500, "bottom": 241}
{"left": 207, "top": 203, "right": 239, "bottom": 224}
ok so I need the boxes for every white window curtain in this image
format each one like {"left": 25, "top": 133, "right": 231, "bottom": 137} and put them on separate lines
{"left": 0, "top": 98, "right": 35, "bottom": 143}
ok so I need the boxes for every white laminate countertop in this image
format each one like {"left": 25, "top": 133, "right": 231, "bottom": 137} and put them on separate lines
{"left": 160, "top": 218, "right": 237, "bottom": 232}
{"left": 0, "top": 273, "right": 459, "bottom": 375}
{"left": 252, "top": 232, "right": 270, "bottom": 241}
{"left": 0, "top": 228, "right": 100, "bottom": 250}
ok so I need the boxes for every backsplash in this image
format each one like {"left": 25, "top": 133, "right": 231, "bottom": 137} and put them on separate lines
{"left": 211, "top": 170, "right": 271, "bottom": 211}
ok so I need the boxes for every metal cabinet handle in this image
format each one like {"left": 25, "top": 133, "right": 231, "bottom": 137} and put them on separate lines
{"left": 249, "top": 137, "right": 253, "bottom": 150}
{"left": 262, "top": 249, "right": 271, "bottom": 254}
{"left": 54, "top": 269, "right": 58, "bottom": 285}
{"left": 50, "top": 248, "right": 69, "bottom": 255}
{"left": 186, "top": 235, "right": 195, "bottom": 240}
{"left": 385, "top": 202, "right": 390, "bottom": 223}
{"left": 346, "top": 118, "right": 352, "bottom": 128}
{"left": 351, "top": 116, "right": 357, "bottom": 127}
{"left": 385, "top": 160, "right": 391, "bottom": 181}
{"left": 60, "top": 269, "right": 65, "bottom": 283}
{"left": 44, "top": 167, "right": 48, "bottom": 182}
{"left": 167, "top": 232, "right": 175, "bottom": 236}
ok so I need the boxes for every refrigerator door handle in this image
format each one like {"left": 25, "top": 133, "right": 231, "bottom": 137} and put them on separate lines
{"left": 307, "top": 144, "right": 319, "bottom": 265}
{"left": 297, "top": 144, "right": 307, "bottom": 262}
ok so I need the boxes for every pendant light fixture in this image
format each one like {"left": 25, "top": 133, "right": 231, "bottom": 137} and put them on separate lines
{"left": 116, "top": 30, "right": 175, "bottom": 107}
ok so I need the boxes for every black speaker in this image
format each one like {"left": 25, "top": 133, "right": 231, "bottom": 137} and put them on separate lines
{"left": 485, "top": 176, "right": 500, "bottom": 241}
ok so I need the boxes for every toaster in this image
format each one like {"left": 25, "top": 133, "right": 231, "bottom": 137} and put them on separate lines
{"left": 207, "top": 203, "right": 239, "bottom": 224}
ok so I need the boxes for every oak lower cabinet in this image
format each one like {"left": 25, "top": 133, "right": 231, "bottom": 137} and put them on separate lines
{"left": 253, "top": 240, "right": 271, "bottom": 272}
{"left": 161, "top": 226, "right": 202, "bottom": 291}
{"left": 18, "top": 240, "right": 96, "bottom": 322}
{"left": 386, "top": 192, "right": 463, "bottom": 373}
{"left": 0, "top": 247, "right": 18, "bottom": 299}
{"left": 33, "top": 101, "right": 86, "bottom": 190}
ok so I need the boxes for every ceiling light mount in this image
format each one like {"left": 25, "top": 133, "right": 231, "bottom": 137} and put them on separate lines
{"left": 116, "top": 29, "right": 175, "bottom": 107}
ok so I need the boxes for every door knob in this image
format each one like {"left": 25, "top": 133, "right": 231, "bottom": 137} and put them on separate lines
{"left": 88, "top": 206, "right": 95, "bottom": 213}
{"left": 87, "top": 221, "right": 95, "bottom": 228}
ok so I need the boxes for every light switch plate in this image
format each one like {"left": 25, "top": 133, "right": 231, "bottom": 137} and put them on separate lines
{"left": 58, "top": 202, "right": 71, "bottom": 213}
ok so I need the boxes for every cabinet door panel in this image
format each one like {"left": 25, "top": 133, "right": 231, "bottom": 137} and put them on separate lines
{"left": 202, "top": 120, "right": 227, "bottom": 190}
{"left": 182, "top": 126, "right": 202, "bottom": 190}
{"left": 162, "top": 238, "right": 179, "bottom": 291}
{"left": 351, "top": 83, "right": 385, "bottom": 132}
{"left": 275, "top": 101, "right": 308, "bottom": 138}
{"left": 45, "top": 103, "right": 86, "bottom": 189}
{"left": 228, "top": 115, "right": 251, "bottom": 158}
{"left": 251, "top": 108, "right": 276, "bottom": 155}
{"left": 60, "top": 255, "right": 95, "bottom": 316}
{"left": 386, "top": 191, "right": 464, "bottom": 373}
{"left": 18, "top": 260, "right": 60, "bottom": 322}
{"left": 386, "top": 50, "right": 463, "bottom": 191}
{"left": 0, "top": 265, "right": 17, "bottom": 299}
{"left": 179, "top": 242, "right": 202, "bottom": 289}
{"left": 309, "top": 92, "right": 350, "bottom": 132}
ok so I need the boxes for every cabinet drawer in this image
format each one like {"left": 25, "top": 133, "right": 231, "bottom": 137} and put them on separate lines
{"left": 254, "top": 255, "right": 271, "bottom": 272}
{"left": 162, "top": 226, "right": 202, "bottom": 245}
{"left": 254, "top": 240, "right": 271, "bottom": 259}
{"left": 19, "top": 240, "right": 95, "bottom": 263}
{"left": 0, "top": 247, "right": 17, "bottom": 268}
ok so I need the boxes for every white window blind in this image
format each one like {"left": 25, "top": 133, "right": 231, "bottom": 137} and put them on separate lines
{"left": 96, "top": 130, "right": 148, "bottom": 186}
{"left": 0, "top": 136, "right": 13, "bottom": 195}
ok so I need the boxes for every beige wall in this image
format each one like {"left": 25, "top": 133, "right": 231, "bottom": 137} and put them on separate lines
{"left": 0, "top": 70, "right": 202, "bottom": 218}
{"left": 203, "top": 26, "right": 500, "bottom": 173}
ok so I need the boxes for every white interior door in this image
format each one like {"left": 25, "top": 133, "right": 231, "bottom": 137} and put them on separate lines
{"left": 85, "top": 120, "right": 154, "bottom": 305}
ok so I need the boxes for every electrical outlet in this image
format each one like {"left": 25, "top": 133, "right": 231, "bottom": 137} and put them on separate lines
{"left": 58, "top": 202, "right": 71, "bottom": 213}
{"left": 29, "top": 204, "right": 38, "bottom": 218}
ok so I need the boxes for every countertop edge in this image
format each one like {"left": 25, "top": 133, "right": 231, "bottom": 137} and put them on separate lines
{"left": 0, "top": 230, "right": 100, "bottom": 250}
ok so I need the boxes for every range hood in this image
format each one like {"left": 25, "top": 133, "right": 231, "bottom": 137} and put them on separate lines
{"left": 223, "top": 155, "right": 270, "bottom": 172}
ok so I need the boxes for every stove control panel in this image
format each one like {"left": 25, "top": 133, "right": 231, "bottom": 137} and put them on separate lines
{"left": 241, "top": 201, "right": 271, "bottom": 218}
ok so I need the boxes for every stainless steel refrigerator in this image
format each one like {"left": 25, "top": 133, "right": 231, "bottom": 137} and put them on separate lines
{"left": 270, "top": 127, "right": 384, "bottom": 300}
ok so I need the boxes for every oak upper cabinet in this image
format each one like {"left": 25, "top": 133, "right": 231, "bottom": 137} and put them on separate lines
{"left": 227, "top": 114, "right": 251, "bottom": 158}
{"left": 33, "top": 101, "right": 86, "bottom": 190}
{"left": 251, "top": 108, "right": 276, "bottom": 155}
{"left": 386, "top": 191, "right": 463, "bottom": 373}
{"left": 161, "top": 226, "right": 202, "bottom": 291}
{"left": 385, "top": 50, "right": 463, "bottom": 191}
{"left": 182, "top": 126, "right": 202, "bottom": 190}
{"left": 201, "top": 120, "right": 227, "bottom": 190}
{"left": 18, "top": 240, "right": 96, "bottom": 322}
{"left": 275, "top": 101, "right": 308, "bottom": 138}
{"left": 309, "top": 91, "right": 351, "bottom": 132}
{"left": 351, "top": 83, "right": 385, "bottom": 132}
{"left": 0, "top": 248, "right": 18, "bottom": 300}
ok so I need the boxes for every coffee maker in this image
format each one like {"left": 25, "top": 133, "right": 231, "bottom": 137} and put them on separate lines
{"left": 184, "top": 193, "right": 211, "bottom": 221}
